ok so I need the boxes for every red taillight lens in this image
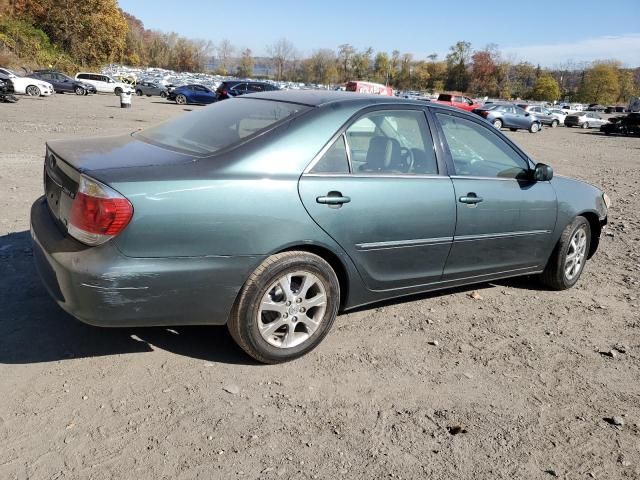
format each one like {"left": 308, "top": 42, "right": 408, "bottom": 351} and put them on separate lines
{"left": 68, "top": 175, "right": 133, "bottom": 245}
{"left": 481, "top": 111, "right": 489, "bottom": 117}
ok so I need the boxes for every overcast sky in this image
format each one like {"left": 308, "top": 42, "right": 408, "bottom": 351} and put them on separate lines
{"left": 118, "top": 0, "right": 640, "bottom": 67}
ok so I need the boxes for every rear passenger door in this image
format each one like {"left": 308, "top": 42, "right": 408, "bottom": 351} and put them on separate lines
{"left": 299, "top": 107, "right": 457, "bottom": 291}
{"left": 434, "top": 111, "right": 557, "bottom": 279}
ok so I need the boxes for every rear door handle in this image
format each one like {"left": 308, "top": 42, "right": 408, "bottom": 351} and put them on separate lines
{"left": 459, "top": 193, "right": 483, "bottom": 204}
{"left": 316, "top": 191, "right": 351, "bottom": 206}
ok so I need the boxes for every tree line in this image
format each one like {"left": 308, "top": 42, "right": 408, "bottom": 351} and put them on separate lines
{"left": 1, "top": 0, "right": 638, "bottom": 104}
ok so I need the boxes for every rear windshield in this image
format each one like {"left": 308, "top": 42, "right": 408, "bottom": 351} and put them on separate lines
{"left": 438, "top": 94, "right": 452, "bottom": 101}
{"left": 136, "top": 98, "right": 310, "bottom": 155}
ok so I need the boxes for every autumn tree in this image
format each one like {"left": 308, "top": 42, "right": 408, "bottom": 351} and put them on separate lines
{"left": 373, "top": 51, "right": 390, "bottom": 84}
{"left": 337, "top": 43, "right": 355, "bottom": 81}
{"left": 445, "top": 41, "right": 472, "bottom": 91}
{"left": 530, "top": 75, "right": 560, "bottom": 101}
{"left": 470, "top": 48, "right": 498, "bottom": 96}
{"left": 14, "top": 0, "right": 127, "bottom": 66}
{"left": 578, "top": 61, "right": 620, "bottom": 104}
{"left": 236, "top": 48, "right": 253, "bottom": 77}
{"left": 307, "top": 48, "right": 338, "bottom": 85}
{"left": 351, "top": 47, "right": 373, "bottom": 80}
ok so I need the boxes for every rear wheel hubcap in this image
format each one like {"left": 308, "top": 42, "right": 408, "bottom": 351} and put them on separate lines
{"left": 258, "top": 271, "right": 327, "bottom": 348}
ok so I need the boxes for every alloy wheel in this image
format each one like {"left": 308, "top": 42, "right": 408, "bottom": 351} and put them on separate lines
{"left": 26, "top": 85, "right": 40, "bottom": 96}
{"left": 565, "top": 227, "right": 587, "bottom": 281}
{"left": 257, "top": 271, "right": 327, "bottom": 348}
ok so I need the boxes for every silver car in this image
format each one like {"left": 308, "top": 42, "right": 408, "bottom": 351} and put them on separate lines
{"left": 565, "top": 112, "right": 608, "bottom": 129}
{"left": 135, "top": 81, "right": 168, "bottom": 98}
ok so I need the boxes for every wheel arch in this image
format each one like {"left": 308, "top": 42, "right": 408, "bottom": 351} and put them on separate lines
{"left": 577, "top": 211, "right": 603, "bottom": 259}
{"left": 274, "top": 243, "right": 350, "bottom": 310}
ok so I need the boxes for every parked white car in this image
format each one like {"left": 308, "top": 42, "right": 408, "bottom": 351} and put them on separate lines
{"left": 75, "top": 72, "right": 133, "bottom": 95}
{"left": 0, "top": 68, "right": 54, "bottom": 96}
{"left": 549, "top": 109, "right": 568, "bottom": 125}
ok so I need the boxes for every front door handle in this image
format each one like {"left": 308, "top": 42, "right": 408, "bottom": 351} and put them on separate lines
{"left": 316, "top": 191, "right": 351, "bottom": 207}
{"left": 459, "top": 193, "right": 483, "bottom": 204}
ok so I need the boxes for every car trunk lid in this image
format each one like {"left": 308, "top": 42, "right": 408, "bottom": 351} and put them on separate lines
{"left": 44, "top": 134, "right": 195, "bottom": 234}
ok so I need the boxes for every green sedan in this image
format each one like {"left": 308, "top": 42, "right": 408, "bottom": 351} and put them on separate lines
{"left": 31, "top": 91, "right": 609, "bottom": 363}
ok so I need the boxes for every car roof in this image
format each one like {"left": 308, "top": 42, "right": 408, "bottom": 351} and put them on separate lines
{"left": 243, "top": 90, "right": 435, "bottom": 109}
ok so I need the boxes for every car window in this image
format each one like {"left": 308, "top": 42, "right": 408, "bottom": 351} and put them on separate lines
{"left": 454, "top": 96, "right": 463, "bottom": 103}
{"left": 137, "top": 98, "right": 309, "bottom": 155}
{"left": 345, "top": 110, "right": 437, "bottom": 175}
{"left": 515, "top": 106, "right": 526, "bottom": 115}
{"left": 436, "top": 113, "right": 529, "bottom": 179}
{"left": 247, "top": 83, "right": 265, "bottom": 93}
{"left": 310, "top": 135, "right": 350, "bottom": 174}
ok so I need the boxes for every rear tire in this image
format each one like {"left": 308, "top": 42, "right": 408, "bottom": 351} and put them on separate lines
{"left": 540, "top": 217, "right": 591, "bottom": 290}
{"left": 228, "top": 251, "right": 340, "bottom": 364}
{"left": 176, "top": 94, "right": 187, "bottom": 105}
{"left": 492, "top": 118, "right": 503, "bottom": 129}
{"left": 582, "top": 122, "right": 589, "bottom": 129}
{"left": 114, "top": 87, "right": 123, "bottom": 95}
{"left": 160, "top": 91, "right": 167, "bottom": 98}
{"left": 551, "top": 119, "right": 558, "bottom": 128}
{"left": 136, "top": 89, "right": 143, "bottom": 96}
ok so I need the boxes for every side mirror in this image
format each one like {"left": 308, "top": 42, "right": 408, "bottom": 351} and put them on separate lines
{"left": 533, "top": 163, "right": 553, "bottom": 182}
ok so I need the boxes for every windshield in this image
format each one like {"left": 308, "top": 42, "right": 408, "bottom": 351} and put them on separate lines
{"left": 137, "top": 98, "right": 310, "bottom": 155}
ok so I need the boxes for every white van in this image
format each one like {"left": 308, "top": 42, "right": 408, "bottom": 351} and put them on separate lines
{"left": 75, "top": 73, "right": 133, "bottom": 95}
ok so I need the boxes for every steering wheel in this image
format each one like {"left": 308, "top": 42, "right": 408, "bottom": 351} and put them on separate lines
{"left": 399, "top": 147, "right": 414, "bottom": 172}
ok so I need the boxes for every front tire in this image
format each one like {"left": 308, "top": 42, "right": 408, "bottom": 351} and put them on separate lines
{"left": 228, "top": 251, "right": 340, "bottom": 364}
{"left": 529, "top": 122, "right": 540, "bottom": 133}
{"left": 551, "top": 119, "right": 558, "bottom": 128}
{"left": 540, "top": 217, "right": 591, "bottom": 290}
{"left": 136, "top": 89, "right": 143, "bottom": 96}
{"left": 74, "top": 86, "right": 85, "bottom": 95}
{"left": 26, "top": 85, "right": 41, "bottom": 96}
{"left": 114, "top": 87, "right": 123, "bottom": 95}
{"left": 160, "top": 91, "right": 167, "bottom": 98}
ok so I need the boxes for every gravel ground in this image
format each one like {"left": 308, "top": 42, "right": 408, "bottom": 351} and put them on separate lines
{"left": 1, "top": 94, "right": 639, "bottom": 480}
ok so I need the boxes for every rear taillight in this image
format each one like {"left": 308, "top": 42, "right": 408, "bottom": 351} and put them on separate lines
{"left": 68, "top": 174, "right": 133, "bottom": 246}
{"left": 481, "top": 111, "right": 489, "bottom": 117}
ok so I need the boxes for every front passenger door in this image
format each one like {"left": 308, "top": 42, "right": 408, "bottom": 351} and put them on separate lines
{"left": 435, "top": 112, "right": 557, "bottom": 279}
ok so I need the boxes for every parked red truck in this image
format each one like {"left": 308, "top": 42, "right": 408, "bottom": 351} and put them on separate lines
{"left": 433, "top": 93, "right": 480, "bottom": 111}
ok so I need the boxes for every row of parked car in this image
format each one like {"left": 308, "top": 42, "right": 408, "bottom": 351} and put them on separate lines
{"left": 467, "top": 102, "right": 608, "bottom": 133}
{"left": 0, "top": 67, "right": 137, "bottom": 97}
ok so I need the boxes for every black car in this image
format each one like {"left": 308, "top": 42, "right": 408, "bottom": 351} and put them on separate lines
{"left": 29, "top": 70, "right": 96, "bottom": 95}
{"left": 216, "top": 80, "right": 279, "bottom": 100}
{"left": 600, "top": 113, "right": 640, "bottom": 136}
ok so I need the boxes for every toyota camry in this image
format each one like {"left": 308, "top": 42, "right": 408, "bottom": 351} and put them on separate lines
{"left": 31, "top": 91, "right": 609, "bottom": 363}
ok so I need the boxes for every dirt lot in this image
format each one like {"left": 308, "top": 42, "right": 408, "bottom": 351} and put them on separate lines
{"left": 1, "top": 94, "right": 639, "bottom": 480}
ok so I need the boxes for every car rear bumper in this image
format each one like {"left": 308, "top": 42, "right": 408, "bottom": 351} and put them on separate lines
{"left": 30, "top": 197, "right": 262, "bottom": 327}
